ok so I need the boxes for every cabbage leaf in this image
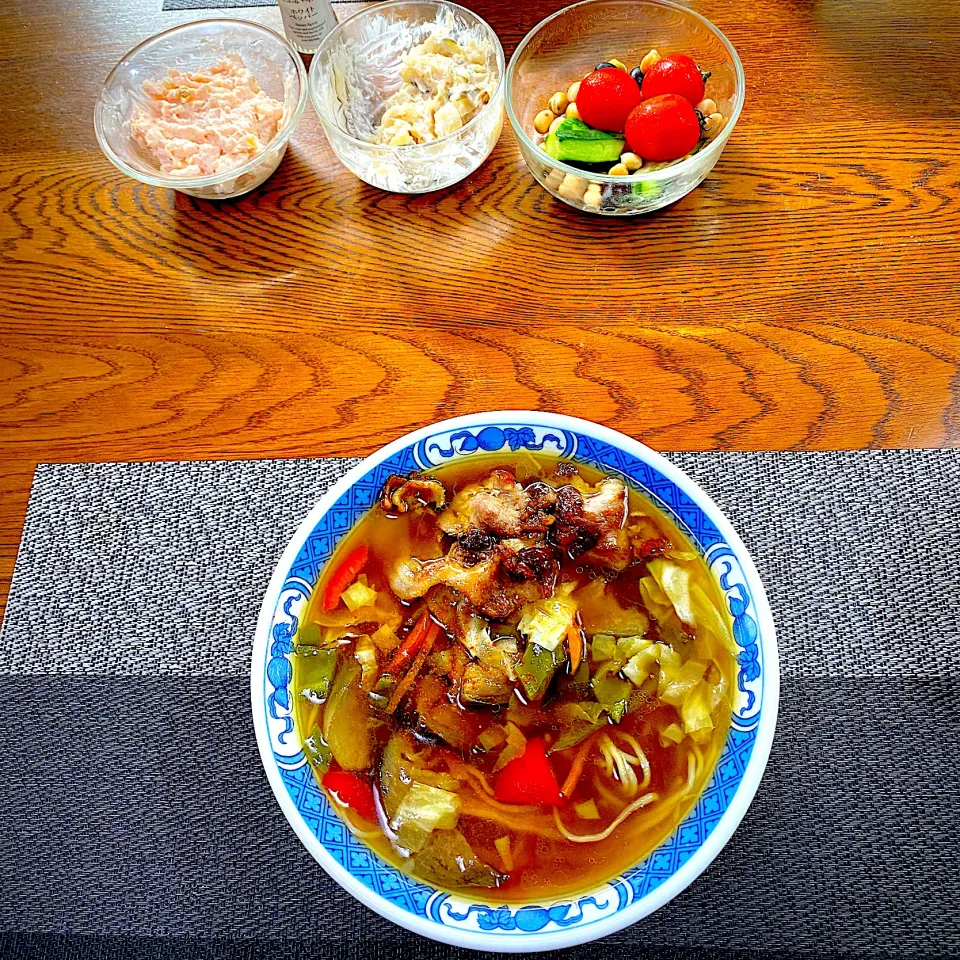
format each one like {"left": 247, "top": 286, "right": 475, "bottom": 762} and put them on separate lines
{"left": 647, "top": 559, "right": 695, "bottom": 626}
{"left": 517, "top": 584, "right": 577, "bottom": 653}
{"left": 342, "top": 581, "right": 378, "bottom": 612}
{"left": 392, "top": 782, "right": 461, "bottom": 853}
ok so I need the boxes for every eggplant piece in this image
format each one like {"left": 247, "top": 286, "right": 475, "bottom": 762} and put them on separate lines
{"left": 421, "top": 703, "right": 473, "bottom": 751}
{"left": 461, "top": 660, "right": 513, "bottom": 706}
{"left": 413, "top": 830, "right": 504, "bottom": 889}
{"left": 378, "top": 731, "right": 417, "bottom": 820}
{"left": 323, "top": 660, "right": 372, "bottom": 770}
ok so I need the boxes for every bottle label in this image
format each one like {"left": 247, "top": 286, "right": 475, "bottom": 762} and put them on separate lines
{"left": 278, "top": 0, "right": 337, "bottom": 50}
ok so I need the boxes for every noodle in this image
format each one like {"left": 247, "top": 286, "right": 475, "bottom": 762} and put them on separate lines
{"left": 553, "top": 792, "right": 659, "bottom": 844}
{"left": 592, "top": 773, "right": 628, "bottom": 811}
{"left": 464, "top": 787, "right": 544, "bottom": 816}
{"left": 459, "top": 794, "right": 560, "bottom": 838}
{"left": 614, "top": 732, "right": 651, "bottom": 791}
{"left": 597, "top": 732, "right": 651, "bottom": 797}
{"left": 684, "top": 741, "right": 704, "bottom": 793}
{"left": 447, "top": 760, "right": 496, "bottom": 799}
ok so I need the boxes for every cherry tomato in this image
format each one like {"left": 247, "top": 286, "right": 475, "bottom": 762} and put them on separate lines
{"left": 641, "top": 53, "right": 706, "bottom": 105}
{"left": 625, "top": 94, "right": 701, "bottom": 162}
{"left": 575, "top": 68, "right": 643, "bottom": 133}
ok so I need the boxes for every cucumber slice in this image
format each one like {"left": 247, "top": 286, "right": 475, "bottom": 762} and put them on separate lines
{"left": 543, "top": 117, "right": 625, "bottom": 165}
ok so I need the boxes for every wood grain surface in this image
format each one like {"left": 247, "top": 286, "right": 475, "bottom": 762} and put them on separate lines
{"left": 1, "top": 0, "right": 959, "bottom": 617}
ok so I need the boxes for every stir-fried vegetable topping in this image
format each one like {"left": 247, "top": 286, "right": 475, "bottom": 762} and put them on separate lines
{"left": 293, "top": 458, "right": 737, "bottom": 900}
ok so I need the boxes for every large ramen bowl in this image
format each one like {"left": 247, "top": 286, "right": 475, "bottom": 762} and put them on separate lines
{"left": 252, "top": 412, "right": 778, "bottom": 951}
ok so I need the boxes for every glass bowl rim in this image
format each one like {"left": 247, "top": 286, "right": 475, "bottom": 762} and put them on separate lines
{"left": 307, "top": 0, "right": 506, "bottom": 154}
{"left": 93, "top": 18, "right": 309, "bottom": 190}
{"left": 504, "top": 0, "right": 745, "bottom": 185}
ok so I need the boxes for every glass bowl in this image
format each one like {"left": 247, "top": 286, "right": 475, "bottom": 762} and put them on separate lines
{"left": 308, "top": 0, "right": 505, "bottom": 194}
{"left": 95, "top": 20, "right": 308, "bottom": 201}
{"left": 506, "top": 0, "right": 744, "bottom": 216}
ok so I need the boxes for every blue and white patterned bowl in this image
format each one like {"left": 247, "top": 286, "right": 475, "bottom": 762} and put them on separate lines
{"left": 251, "top": 412, "right": 779, "bottom": 951}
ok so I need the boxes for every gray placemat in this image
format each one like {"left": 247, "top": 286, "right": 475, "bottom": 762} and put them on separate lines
{"left": 2, "top": 452, "right": 959, "bottom": 960}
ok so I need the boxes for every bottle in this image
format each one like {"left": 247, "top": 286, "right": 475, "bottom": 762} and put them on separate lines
{"left": 276, "top": 0, "right": 337, "bottom": 55}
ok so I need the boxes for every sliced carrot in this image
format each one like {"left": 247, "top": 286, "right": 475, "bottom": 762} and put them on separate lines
{"left": 385, "top": 611, "right": 432, "bottom": 675}
{"left": 560, "top": 730, "right": 600, "bottom": 798}
{"left": 385, "top": 619, "right": 440, "bottom": 713}
{"left": 567, "top": 618, "right": 584, "bottom": 674}
{"left": 321, "top": 544, "right": 369, "bottom": 612}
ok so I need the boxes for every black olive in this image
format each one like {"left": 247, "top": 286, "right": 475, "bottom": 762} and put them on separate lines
{"left": 595, "top": 61, "right": 618, "bottom": 71}
{"left": 630, "top": 66, "right": 644, "bottom": 87}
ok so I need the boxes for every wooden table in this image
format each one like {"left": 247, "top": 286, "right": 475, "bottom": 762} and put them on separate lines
{"left": 2, "top": 0, "right": 958, "bottom": 618}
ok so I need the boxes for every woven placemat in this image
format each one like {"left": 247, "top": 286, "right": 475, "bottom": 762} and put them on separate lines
{"left": 1, "top": 452, "right": 959, "bottom": 960}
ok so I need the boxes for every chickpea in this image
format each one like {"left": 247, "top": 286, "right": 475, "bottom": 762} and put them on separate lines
{"left": 620, "top": 152, "right": 642, "bottom": 171}
{"left": 607, "top": 163, "right": 629, "bottom": 176}
{"left": 583, "top": 184, "right": 603, "bottom": 209}
{"left": 548, "top": 91, "right": 569, "bottom": 115}
{"left": 548, "top": 114, "right": 565, "bottom": 135}
{"left": 534, "top": 109, "right": 556, "bottom": 134}
{"left": 695, "top": 98, "right": 718, "bottom": 116}
{"left": 557, "top": 173, "right": 588, "bottom": 202}
{"left": 639, "top": 49, "right": 661, "bottom": 73}
{"left": 565, "top": 102, "right": 581, "bottom": 120}
{"left": 703, "top": 112, "right": 725, "bottom": 138}
{"left": 608, "top": 58, "right": 627, "bottom": 71}
{"left": 544, "top": 168, "right": 565, "bottom": 190}
{"left": 567, "top": 80, "right": 581, "bottom": 103}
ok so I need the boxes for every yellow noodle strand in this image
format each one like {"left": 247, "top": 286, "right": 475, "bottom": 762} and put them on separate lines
{"left": 553, "top": 792, "right": 660, "bottom": 844}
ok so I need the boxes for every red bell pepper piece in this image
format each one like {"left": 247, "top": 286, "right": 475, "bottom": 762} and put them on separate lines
{"left": 322, "top": 768, "right": 378, "bottom": 822}
{"left": 494, "top": 737, "right": 564, "bottom": 807}
{"left": 321, "top": 544, "right": 369, "bottom": 612}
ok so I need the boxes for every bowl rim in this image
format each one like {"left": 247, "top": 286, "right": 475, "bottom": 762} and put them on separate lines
{"left": 504, "top": 0, "right": 746, "bottom": 184}
{"left": 251, "top": 410, "right": 779, "bottom": 952}
{"left": 307, "top": 0, "right": 505, "bottom": 153}
{"left": 93, "top": 18, "right": 309, "bottom": 190}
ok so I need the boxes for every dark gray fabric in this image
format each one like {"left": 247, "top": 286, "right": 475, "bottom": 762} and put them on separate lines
{"left": 2, "top": 452, "right": 960, "bottom": 958}
{"left": 1, "top": 676, "right": 957, "bottom": 955}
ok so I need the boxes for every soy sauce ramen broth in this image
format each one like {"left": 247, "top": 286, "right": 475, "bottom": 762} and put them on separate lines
{"left": 293, "top": 454, "right": 736, "bottom": 901}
